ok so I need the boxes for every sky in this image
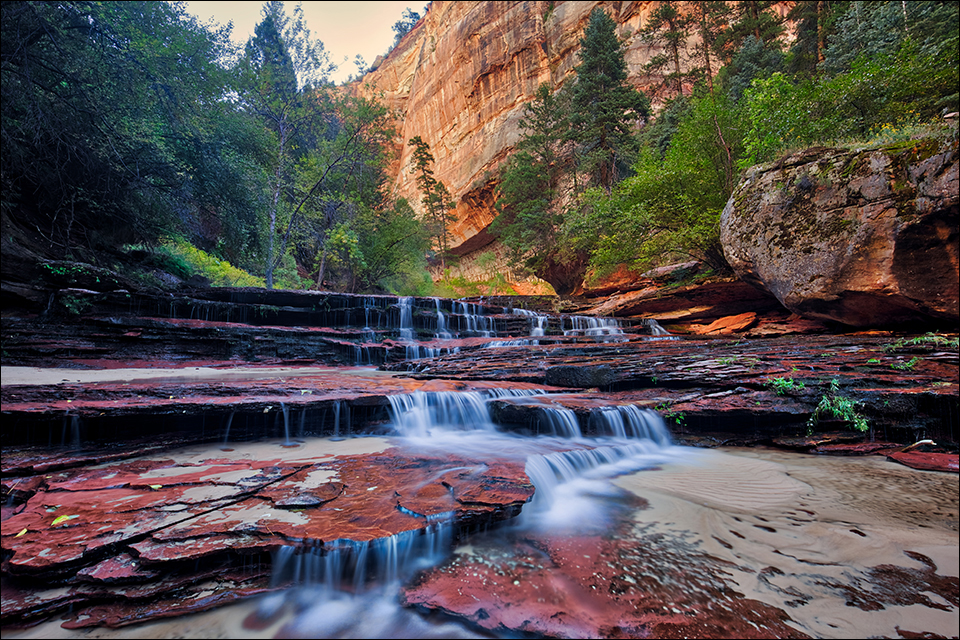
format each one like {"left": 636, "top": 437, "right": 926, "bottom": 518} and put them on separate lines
{"left": 183, "top": 1, "right": 429, "bottom": 84}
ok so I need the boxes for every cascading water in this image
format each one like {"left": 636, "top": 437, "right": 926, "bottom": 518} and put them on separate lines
{"left": 457, "top": 301, "right": 495, "bottom": 337}
{"left": 434, "top": 297, "right": 452, "bottom": 339}
{"left": 563, "top": 315, "right": 626, "bottom": 341}
{"left": 397, "top": 297, "right": 415, "bottom": 342}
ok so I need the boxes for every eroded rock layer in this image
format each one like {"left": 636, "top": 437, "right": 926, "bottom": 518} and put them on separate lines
{"left": 721, "top": 143, "right": 959, "bottom": 327}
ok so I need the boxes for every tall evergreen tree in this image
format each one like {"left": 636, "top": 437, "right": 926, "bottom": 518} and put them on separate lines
{"left": 641, "top": 1, "right": 695, "bottom": 99}
{"left": 687, "top": 1, "right": 731, "bottom": 94}
{"left": 408, "top": 136, "right": 456, "bottom": 271}
{"left": 715, "top": 0, "right": 785, "bottom": 64}
{"left": 571, "top": 7, "right": 651, "bottom": 191}
{"left": 241, "top": 1, "right": 333, "bottom": 287}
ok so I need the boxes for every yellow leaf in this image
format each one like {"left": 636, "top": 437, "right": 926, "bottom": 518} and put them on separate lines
{"left": 15, "top": 528, "right": 27, "bottom": 537}
{"left": 149, "top": 484, "right": 162, "bottom": 490}
{"left": 51, "top": 514, "right": 78, "bottom": 526}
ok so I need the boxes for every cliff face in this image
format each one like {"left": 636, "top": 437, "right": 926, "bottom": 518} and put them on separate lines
{"left": 354, "top": 1, "right": 670, "bottom": 273}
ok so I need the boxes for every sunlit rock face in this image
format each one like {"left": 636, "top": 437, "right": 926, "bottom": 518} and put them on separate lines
{"left": 721, "top": 143, "right": 959, "bottom": 327}
{"left": 353, "top": 1, "right": 669, "bottom": 255}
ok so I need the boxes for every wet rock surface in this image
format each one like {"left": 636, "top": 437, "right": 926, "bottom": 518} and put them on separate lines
{"left": 0, "top": 439, "right": 535, "bottom": 628}
{"left": 2, "top": 288, "right": 958, "bottom": 637}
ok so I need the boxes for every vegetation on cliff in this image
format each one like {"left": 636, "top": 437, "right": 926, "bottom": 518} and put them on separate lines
{"left": 493, "top": 1, "right": 958, "bottom": 289}
{"left": 2, "top": 2, "right": 957, "bottom": 297}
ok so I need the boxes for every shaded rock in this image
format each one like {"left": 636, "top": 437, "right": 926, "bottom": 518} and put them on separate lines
{"left": 721, "top": 142, "right": 959, "bottom": 327}
{"left": 545, "top": 364, "right": 618, "bottom": 389}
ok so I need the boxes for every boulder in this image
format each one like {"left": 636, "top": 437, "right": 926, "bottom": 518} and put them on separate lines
{"left": 545, "top": 364, "right": 618, "bottom": 389}
{"left": 721, "top": 142, "right": 959, "bottom": 327}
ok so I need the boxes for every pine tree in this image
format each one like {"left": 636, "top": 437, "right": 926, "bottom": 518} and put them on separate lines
{"left": 641, "top": 1, "right": 695, "bottom": 99}
{"left": 687, "top": 1, "right": 731, "bottom": 94}
{"left": 571, "top": 7, "right": 651, "bottom": 191}
{"left": 408, "top": 136, "right": 456, "bottom": 271}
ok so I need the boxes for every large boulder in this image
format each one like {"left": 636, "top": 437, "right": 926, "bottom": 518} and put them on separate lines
{"left": 721, "top": 141, "right": 958, "bottom": 327}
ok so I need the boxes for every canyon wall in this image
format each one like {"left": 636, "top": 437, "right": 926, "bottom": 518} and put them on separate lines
{"left": 353, "top": 1, "right": 697, "bottom": 284}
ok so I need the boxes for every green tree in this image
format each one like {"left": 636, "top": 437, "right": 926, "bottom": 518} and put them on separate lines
{"left": 240, "top": 1, "right": 334, "bottom": 288}
{"left": 1, "top": 1, "right": 238, "bottom": 259}
{"left": 640, "top": 1, "right": 695, "bottom": 99}
{"left": 687, "top": 1, "right": 732, "bottom": 94}
{"left": 391, "top": 8, "right": 421, "bottom": 46}
{"left": 571, "top": 7, "right": 651, "bottom": 191}
{"left": 492, "top": 83, "right": 572, "bottom": 274}
{"left": 408, "top": 136, "right": 456, "bottom": 271}
{"left": 715, "top": 0, "right": 785, "bottom": 64}
{"left": 567, "top": 92, "right": 738, "bottom": 278}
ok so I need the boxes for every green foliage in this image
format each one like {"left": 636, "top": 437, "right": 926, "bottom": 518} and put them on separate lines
{"left": 571, "top": 8, "right": 651, "bottom": 189}
{"left": 1, "top": 1, "right": 236, "bottom": 257}
{"left": 164, "top": 240, "right": 265, "bottom": 288}
{"left": 566, "top": 92, "right": 737, "bottom": 275}
{"left": 391, "top": 8, "right": 421, "bottom": 46}
{"left": 409, "top": 136, "right": 457, "bottom": 271}
{"left": 742, "top": 19, "right": 958, "bottom": 166}
{"left": 766, "top": 376, "right": 806, "bottom": 395}
{"left": 641, "top": 1, "right": 695, "bottom": 98}
{"left": 807, "top": 378, "right": 869, "bottom": 433}
{"left": 890, "top": 357, "right": 920, "bottom": 371}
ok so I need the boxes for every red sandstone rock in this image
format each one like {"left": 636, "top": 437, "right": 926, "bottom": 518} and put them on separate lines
{"left": 721, "top": 144, "right": 959, "bottom": 327}
{"left": 692, "top": 311, "right": 758, "bottom": 335}
{"left": 887, "top": 451, "right": 959, "bottom": 473}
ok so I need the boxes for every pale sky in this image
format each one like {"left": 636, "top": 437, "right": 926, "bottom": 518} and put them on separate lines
{"left": 183, "top": 1, "right": 429, "bottom": 84}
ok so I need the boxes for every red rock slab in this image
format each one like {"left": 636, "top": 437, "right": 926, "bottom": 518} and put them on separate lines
{"left": 118, "top": 449, "right": 532, "bottom": 576}
{"left": 691, "top": 312, "right": 758, "bottom": 335}
{"left": 887, "top": 451, "right": 960, "bottom": 473}
{"left": 76, "top": 553, "right": 160, "bottom": 583}
{"left": 0, "top": 459, "right": 304, "bottom": 573}
{"left": 814, "top": 442, "right": 904, "bottom": 455}
{"left": 403, "top": 530, "right": 809, "bottom": 639}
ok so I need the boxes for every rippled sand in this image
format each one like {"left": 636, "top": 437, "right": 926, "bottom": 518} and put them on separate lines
{"left": 5, "top": 447, "right": 957, "bottom": 639}
{"left": 613, "top": 447, "right": 959, "bottom": 639}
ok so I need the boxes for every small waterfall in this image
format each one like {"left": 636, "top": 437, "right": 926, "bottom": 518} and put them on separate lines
{"left": 387, "top": 389, "right": 542, "bottom": 438}
{"left": 512, "top": 308, "right": 549, "bottom": 338}
{"left": 563, "top": 315, "right": 625, "bottom": 341}
{"left": 457, "top": 301, "right": 494, "bottom": 337}
{"left": 61, "top": 415, "right": 82, "bottom": 448}
{"left": 537, "top": 407, "right": 582, "bottom": 438}
{"left": 271, "top": 519, "right": 453, "bottom": 592}
{"left": 433, "top": 298, "right": 452, "bottom": 339}
{"left": 591, "top": 405, "right": 673, "bottom": 446}
{"left": 222, "top": 411, "right": 235, "bottom": 445}
{"left": 643, "top": 318, "right": 672, "bottom": 336}
{"left": 398, "top": 297, "right": 414, "bottom": 342}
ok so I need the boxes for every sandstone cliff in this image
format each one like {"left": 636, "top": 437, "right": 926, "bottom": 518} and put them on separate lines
{"left": 354, "top": 1, "right": 726, "bottom": 281}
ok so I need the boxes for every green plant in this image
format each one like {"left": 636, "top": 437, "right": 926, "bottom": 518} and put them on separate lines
{"left": 58, "top": 293, "right": 91, "bottom": 316}
{"left": 891, "top": 356, "right": 920, "bottom": 371}
{"left": 807, "top": 378, "right": 869, "bottom": 432}
{"left": 766, "top": 376, "right": 806, "bottom": 395}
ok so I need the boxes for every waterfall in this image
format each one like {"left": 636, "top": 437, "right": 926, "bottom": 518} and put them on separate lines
{"left": 387, "top": 388, "right": 541, "bottom": 438}
{"left": 434, "top": 298, "right": 452, "bottom": 339}
{"left": 536, "top": 407, "right": 582, "bottom": 438}
{"left": 457, "top": 301, "right": 494, "bottom": 337}
{"left": 398, "top": 297, "right": 414, "bottom": 341}
{"left": 563, "top": 315, "right": 625, "bottom": 341}
{"left": 591, "top": 405, "right": 673, "bottom": 445}
{"left": 512, "top": 307, "right": 549, "bottom": 338}
{"left": 271, "top": 519, "right": 453, "bottom": 592}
